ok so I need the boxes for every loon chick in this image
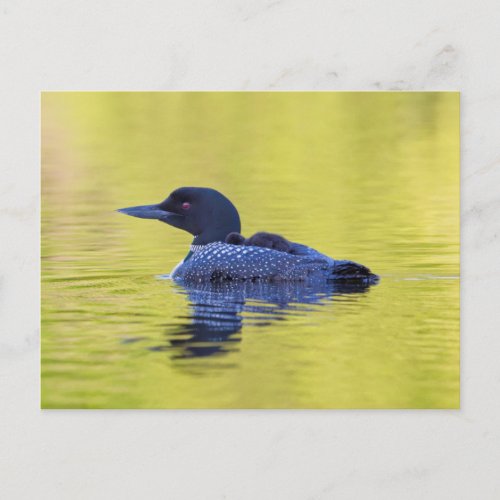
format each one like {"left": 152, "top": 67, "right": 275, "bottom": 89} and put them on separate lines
{"left": 118, "top": 187, "right": 378, "bottom": 284}
{"left": 225, "top": 232, "right": 246, "bottom": 246}
{"left": 226, "top": 231, "right": 293, "bottom": 253}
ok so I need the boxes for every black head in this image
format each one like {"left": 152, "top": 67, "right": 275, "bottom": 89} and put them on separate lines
{"left": 117, "top": 187, "right": 241, "bottom": 245}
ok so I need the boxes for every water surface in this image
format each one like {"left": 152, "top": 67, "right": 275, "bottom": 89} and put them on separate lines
{"left": 41, "top": 92, "right": 459, "bottom": 408}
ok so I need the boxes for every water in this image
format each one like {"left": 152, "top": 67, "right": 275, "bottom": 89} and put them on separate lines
{"left": 41, "top": 92, "right": 459, "bottom": 408}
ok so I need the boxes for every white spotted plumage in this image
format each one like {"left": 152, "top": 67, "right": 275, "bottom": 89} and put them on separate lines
{"left": 171, "top": 242, "right": 334, "bottom": 283}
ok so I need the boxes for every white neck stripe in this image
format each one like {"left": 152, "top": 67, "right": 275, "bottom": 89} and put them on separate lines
{"left": 190, "top": 244, "right": 207, "bottom": 252}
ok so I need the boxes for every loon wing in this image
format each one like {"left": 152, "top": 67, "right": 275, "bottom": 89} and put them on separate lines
{"left": 288, "top": 242, "right": 377, "bottom": 282}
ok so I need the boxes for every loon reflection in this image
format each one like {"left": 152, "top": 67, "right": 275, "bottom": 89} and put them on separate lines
{"left": 154, "top": 279, "right": 374, "bottom": 359}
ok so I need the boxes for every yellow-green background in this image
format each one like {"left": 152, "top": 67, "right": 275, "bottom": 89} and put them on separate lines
{"left": 41, "top": 92, "right": 459, "bottom": 408}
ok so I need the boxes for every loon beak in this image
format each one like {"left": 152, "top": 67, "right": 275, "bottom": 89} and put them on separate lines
{"left": 117, "top": 204, "right": 182, "bottom": 223}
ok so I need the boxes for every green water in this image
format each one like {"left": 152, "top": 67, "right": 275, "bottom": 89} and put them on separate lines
{"left": 41, "top": 92, "right": 459, "bottom": 409}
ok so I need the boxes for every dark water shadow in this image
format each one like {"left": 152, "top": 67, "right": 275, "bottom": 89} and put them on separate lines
{"left": 152, "top": 280, "right": 375, "bottom": 359}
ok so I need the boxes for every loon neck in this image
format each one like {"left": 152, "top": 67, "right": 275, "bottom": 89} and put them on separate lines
{"left": 192, "top": 232, "right": 231, "bottom": 246}
{"left": 191, "top": 204, "right": 241, "bottom": 245}
{"left": 184, "top": 241, "right": 218, "bottom": 262}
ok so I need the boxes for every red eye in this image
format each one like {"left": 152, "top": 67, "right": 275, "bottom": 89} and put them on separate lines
{"left": 182, "top": 202, "right": 191, "bottom": 210}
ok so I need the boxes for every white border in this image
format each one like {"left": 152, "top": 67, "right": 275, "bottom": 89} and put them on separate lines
{"left": 2, "top": 1, "right": 499, "bottom": 498}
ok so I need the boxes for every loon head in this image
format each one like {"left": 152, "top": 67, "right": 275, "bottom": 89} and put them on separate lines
{"left": 117, "top": 187, "right": 241, "bottom": 245}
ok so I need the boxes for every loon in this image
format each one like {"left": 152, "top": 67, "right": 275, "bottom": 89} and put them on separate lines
{"left": 225, "top": 231, "right": 293, "bottom": 252}
{"left": 118, "top": 187, "right": 378, "bottom": 284}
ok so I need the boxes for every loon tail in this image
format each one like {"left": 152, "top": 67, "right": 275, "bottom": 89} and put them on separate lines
{"left": 331, "top": 260, "right": 379, "bottom": 284}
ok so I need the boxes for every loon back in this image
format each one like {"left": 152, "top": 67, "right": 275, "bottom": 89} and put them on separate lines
{"left": 171, "top": 242, "right": 377, "bottom": 284}
{"left": 117, "top": 187, "right": 378, "bottom": 284}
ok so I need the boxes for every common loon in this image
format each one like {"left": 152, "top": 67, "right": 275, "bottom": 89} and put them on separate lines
{"left": 118, "top": 187, "right": 378, "bottom": 284}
